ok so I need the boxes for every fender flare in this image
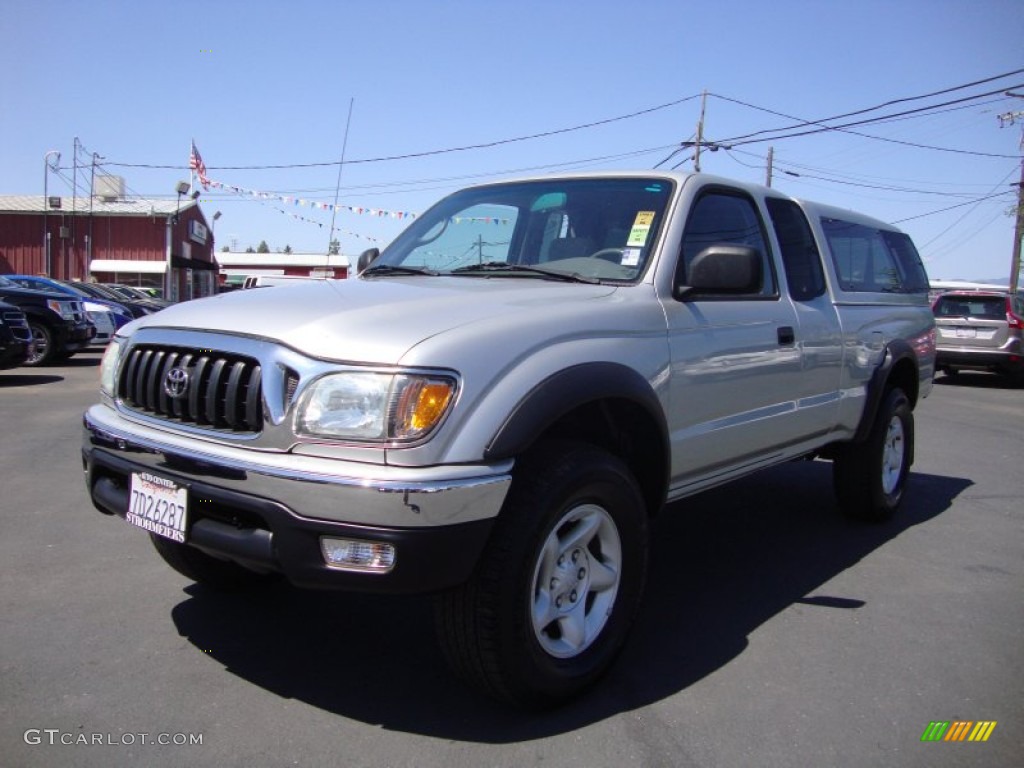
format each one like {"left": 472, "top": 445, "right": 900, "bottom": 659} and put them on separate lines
{"left": 853, "top": 338, "right": 916, "bottom": 445}
{"left": 484, "top": 362, "right": 669, "bottom": 464}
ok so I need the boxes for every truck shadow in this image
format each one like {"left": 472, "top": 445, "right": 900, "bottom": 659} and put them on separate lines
{"left": 170, "top": 460, "right": 969, "bottom": 742}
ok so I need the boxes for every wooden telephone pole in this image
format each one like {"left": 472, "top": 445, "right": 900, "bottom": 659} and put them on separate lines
{"left": 1000, "top": 100, "right": 1024, "bottom": 294}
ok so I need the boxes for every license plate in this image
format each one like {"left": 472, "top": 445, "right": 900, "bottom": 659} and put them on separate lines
{"left": 955, "top": 328, "right": 976, "bottom": 338}
{"left": 127, "top": 472, "right": 188, "bottom": 543}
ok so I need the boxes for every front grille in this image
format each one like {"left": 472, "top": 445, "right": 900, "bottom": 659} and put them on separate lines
{"left": 67, "top": 300, "right": 87, "bottom": 324}
{"left": 119, "top": 345, "right": 264, "bottom": 433}
{"left": 2, "top": 309, "right": 31, "bottom": 342}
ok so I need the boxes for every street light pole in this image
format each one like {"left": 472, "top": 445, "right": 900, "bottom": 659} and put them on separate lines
{"left": 43, "top": 150, "right": 60, "bottom": 276}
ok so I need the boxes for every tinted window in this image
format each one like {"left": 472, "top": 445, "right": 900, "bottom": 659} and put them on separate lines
{"left": 821, "top": 218, "right": 929, "bottom": 294}
{"left": 934, "top": 295, "right": 1007, "bottom": 319}
{"left": 882, "top": 231, "right": 930, "bottom": 293}
{"left": 765, "top": 197, "right": 826, "bottom": 301}
{"left": 679, "top": 190, "right": 776, "bottom": 297}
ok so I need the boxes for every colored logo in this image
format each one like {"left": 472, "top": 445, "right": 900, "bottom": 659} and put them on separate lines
{"left": 921, "top": 721, "right": 997, "bottom": 742}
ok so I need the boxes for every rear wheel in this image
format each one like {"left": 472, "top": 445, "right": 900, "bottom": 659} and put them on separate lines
{"left": 434, "top": 441, "right": 648, "bottom": 708}
{"left": 149, "top": 534, "right": 277, "bottom": 592}
{"left": 833, "top": 388, "right": 913, "bottom": 522}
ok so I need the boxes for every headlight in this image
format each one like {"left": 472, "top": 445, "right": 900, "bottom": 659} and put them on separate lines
{"left": 99, "top": 338, "right": 124, "bottom": 396}
{"left": 46, "top": 299, "right": 74, "bottom": 319}
{"left": 297, "top": 372, "right": 456, "bottom": 442}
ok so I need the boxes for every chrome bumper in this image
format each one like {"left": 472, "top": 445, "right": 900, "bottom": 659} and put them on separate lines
{"left": 82, "top": 405, "right": 513, "bottom": 592}
{"left": 82, "top": 404, "right": 512, "bottom": 529}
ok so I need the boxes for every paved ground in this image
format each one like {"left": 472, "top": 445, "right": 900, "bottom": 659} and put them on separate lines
{"left": 1, "top": 353, "right": 1021, "bottom": 767}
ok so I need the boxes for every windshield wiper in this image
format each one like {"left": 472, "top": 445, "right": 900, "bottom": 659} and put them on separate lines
{"left": 361, "top": 264, "right": 439, "bottom": 277}
{"left": 449, "top": 261, "right": 599, "bottom": 284}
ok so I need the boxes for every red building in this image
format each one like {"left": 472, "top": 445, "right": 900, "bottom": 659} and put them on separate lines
{"left": 0, "top": 185, "right": 217, "bottom": 301}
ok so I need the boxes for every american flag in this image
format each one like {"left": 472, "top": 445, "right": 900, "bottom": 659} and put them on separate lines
{"left": 189, "top": 140, "right": 210, "bottom": 188}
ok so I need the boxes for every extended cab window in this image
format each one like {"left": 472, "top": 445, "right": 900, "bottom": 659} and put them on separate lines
{"left": 679, "top": 189, "right": 776, "bottom": 297}
{"left": 765, "top": 197, "right": 826, "bottom": 301}
{"left": 821, "top": 218, "right": 929, "bottom": 294}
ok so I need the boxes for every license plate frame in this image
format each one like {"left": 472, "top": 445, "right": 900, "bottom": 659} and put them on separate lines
{"left": 127, "top": 472, "right": 189, "bottom": 543}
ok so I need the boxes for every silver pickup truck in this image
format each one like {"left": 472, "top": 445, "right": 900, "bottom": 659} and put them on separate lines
{"left": 83, "top": 171, "right": 935, "bottom": 707}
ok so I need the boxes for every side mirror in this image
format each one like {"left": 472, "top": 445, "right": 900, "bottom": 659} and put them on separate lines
{"left": 356, "top": 248, "right": 380, "bottom": 275}
{"left": 674, "top": 244, "right": 762, "bottom": 300}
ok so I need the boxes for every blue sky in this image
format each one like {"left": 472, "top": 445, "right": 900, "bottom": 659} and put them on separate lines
{"left": 3, "top": 0, "right": 1023, "bottom": 281}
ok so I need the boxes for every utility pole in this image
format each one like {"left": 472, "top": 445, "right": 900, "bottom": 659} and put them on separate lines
{"left": 694, "top": 91, "right": 707, "bottom": 173}
{"left": 999, "top": 103, "right": 1024, "bottom": 295}
{"left": 1010, "top": 158, "right": 1023, "bottom": 296}
{"left": 89, "top": 152, "right": 101, "bottom": 269}
{"left": 766, "top": 146, "right": 774, "bottom": 188}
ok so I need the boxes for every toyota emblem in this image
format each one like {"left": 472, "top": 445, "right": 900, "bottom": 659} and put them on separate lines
{"left": 163, "top": 367, "right": 190, "bottom": 399}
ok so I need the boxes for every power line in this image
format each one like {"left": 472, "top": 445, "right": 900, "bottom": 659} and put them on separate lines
{"left": 105, "top": 95, "right": 702, "bottom": 172}
{"left": 711, "top": 67, "right": 1024, "bottom": 142}
{"left": 715, "top": 84, "right": 1024, "bottom": 157}
{"left": 891, "top": 190, "right": 1013, "bottom": 223}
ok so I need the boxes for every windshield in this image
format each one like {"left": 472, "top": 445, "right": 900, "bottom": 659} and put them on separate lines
{"left": 375, "top": 177, "right": 674, "bottom": 282}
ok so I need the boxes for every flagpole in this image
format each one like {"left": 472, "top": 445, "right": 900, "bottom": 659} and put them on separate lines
{"left": 328, "top": 98, "right": 355, "bottom": 257}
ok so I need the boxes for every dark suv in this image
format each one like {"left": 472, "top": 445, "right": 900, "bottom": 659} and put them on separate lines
{"left": 0, "top": 299, "right": 33, "bottom": 369}
{"left": 933, "top": 290, "right": 1024, "bottom": 381}
{"left": 0, "top": 276, "right": 95, "bottom": 365}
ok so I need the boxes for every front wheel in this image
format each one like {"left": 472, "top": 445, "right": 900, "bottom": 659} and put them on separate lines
{"left": 434, "top": 441, "right": 648, "bottom": 708}
{"left": 25, "top": 322, "right": 55, "bottom": 366}
{"left": 833, "top": 388, "right": 913, "bottom": 522}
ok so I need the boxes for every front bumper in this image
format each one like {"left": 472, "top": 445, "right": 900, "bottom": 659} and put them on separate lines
{"left": 62, "top": 321, "right": 96, "bottom": 353}
{"left": 0, "top": 340, "right": 30, "bottom": 369}
{"left": 82, "top": 407, "right": 512, "bottom": 593}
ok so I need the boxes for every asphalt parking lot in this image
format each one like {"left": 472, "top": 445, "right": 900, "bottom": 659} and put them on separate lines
{"left": 1, "top": 352, "right": 1021, "bottom": 768}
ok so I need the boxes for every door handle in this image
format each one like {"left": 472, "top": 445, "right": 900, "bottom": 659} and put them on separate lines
{"left": 777, "top": 326, "right": 795, "bottom": 345}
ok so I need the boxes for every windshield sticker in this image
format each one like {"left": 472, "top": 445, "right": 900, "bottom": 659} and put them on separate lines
{"left": 621, "top": 247, "right": 642, "bottom": 267}
{"left": 627, "top": 211, "right": 655, "bottom": 247}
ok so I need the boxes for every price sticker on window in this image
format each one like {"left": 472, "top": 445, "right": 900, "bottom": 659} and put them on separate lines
{"left": 627, "top": 211, "right": 656, "bottom": 247}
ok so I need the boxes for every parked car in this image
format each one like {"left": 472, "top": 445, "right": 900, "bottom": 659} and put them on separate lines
{"left": 932, "top": 290, "right": 1024, "bottom": 381}
{"left": 5, "top": 275, "right": 125, "bottom": 345}
{"left": 241, "top": 275, "right": 328, "bottom": 289}
{"left": 0, "top": 298, "right": 33, "bottom": 369}
{"left": 101, "top": 283, "right": 173, "bottom": 308}
{"left": 0, "top": 275, "right": 94, "bottom": 365}
{"left": 73, "top": 281, "right": 165, "bottom": 318}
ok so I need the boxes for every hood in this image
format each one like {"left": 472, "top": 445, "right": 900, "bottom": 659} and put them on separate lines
{"left": 127, "top": 277, "right": 617, "bottom": 364}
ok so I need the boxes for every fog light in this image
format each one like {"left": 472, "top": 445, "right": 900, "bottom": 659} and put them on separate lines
{"left": 320, "top": 537, "right": 396, "bottom": 573}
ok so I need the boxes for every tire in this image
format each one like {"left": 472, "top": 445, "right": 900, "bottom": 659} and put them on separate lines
{"left": 25, "top": 321, "right": 55, "bottom": 366}
{"left": 434, "top": 440, "right": 648, "bottom": 708}
{"left": 149, "top": 534, "right": 277, "bottom": 592}
{"left": 833, "top": 388, "right": 913, "bottom": 522}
